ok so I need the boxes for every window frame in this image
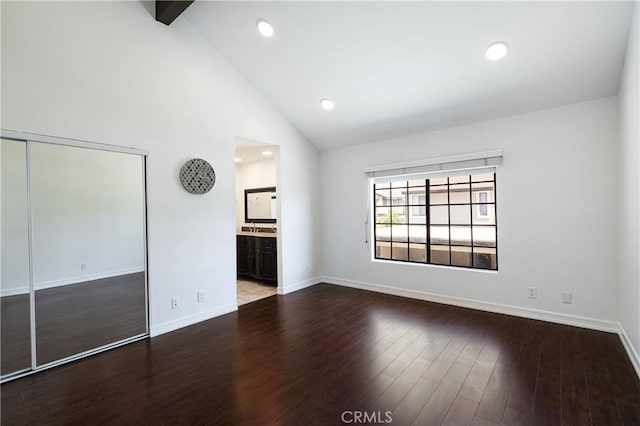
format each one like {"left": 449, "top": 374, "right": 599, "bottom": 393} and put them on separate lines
{"left": 372, "top": 172, "right": 498, "bottom": 271}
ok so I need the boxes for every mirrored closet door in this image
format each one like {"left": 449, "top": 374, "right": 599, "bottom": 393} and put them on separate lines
{"left": 1, "top": 139, "right": 32, "bottom": 376}
{"left": 0, "top": 132, "right": 148, "bottom": 380}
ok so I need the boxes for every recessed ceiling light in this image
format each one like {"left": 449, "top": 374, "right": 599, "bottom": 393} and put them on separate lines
{"left": 320, "top": 98, "right": 335, "bottom": 110}
{"left": 485, "top": 42, "right": 508, "bottom": 61}
{"left": 262, "top": 150, "right": 273, "bottom": 156}
{"left": 234, "top": 157, "right": 242, "bottom": 163}
{"left": 256, "top": 19, "right": 274, "bottom": 38}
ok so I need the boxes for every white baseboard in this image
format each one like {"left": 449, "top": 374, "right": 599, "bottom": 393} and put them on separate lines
{"left": 150, "top": 303, "right": 238, "bottom": 337}
{"left": 322, "top": 276, "right": 620, "bottom": 333}
{"left": 37, "top": 267, "right": 145, "bottom": 290}
{"left": 618, "top": 324, "right": 640, "bottom": 379}
{"left": 1, "top": 267, "right": 145, "bottom": 297}
{"left": 0, "top": 288, "right": 30, "bottom": 297}
{"left": 278, "top": 276, "right": 322, "bottom": 295}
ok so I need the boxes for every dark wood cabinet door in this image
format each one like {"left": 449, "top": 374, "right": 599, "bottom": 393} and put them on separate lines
{"left": 257, "top": 248, "right": 277, "bottom": 280}
{"left": 236, "top": 236, "right": 255, "bottom": 277}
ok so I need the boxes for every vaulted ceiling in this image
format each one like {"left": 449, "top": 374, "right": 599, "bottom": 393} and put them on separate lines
{"left": 185, "top": 2, "right": 634, "bottom": 151}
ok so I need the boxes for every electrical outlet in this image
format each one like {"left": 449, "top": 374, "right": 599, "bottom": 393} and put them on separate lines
{"left": 171, "top": 297, "right": 179, "bottom": 309}
{"left": 197, "top": 292, "right": 205, "bottom": 303}
{"left": 528, "top": 286, "right": 537, "bottom": 299}
{"left": 562, "top": 292, "right": 572, "bottom": 304}
{"left": 80, "top": 263, "right": 87, "bottom": 271}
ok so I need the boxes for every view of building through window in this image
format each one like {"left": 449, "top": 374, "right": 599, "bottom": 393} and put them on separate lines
{"left": 373, "top": 172, "right": 497, "bottom": 270}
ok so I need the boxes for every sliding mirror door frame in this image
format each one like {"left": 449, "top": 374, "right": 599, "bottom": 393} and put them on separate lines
{"left": 0, "top": 129, "right": 149, "bottom": 383}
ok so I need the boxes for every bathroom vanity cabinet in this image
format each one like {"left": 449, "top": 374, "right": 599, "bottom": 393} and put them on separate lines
{"left": 236, "top": 234, "right": 277, "bottom": 284}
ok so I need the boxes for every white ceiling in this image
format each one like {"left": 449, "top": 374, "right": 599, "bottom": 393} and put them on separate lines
{"left": 235, "top": 144, "right": 278, "bottom": 164}
{"left": 185, "top": 1, "right": 633, "bottom": 151}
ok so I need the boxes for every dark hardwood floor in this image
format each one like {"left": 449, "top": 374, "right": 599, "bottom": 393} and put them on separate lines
{"left": 2, "top": 284, "right": 639, "bottom": 425}
{"left": 0, "top": 290, "right": 30, "bottom": 375}
{"left": 1, "top": 272, "right": 146, "bottom": 375}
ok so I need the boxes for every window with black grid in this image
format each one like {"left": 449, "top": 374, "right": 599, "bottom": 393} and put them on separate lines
{"left": 373, "top": 172, "right": 497, "bottom": 270}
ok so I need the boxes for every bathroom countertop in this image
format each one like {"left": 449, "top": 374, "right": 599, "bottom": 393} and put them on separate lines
{"left": 237, "top": 231, "right": 277, "bottom": 238}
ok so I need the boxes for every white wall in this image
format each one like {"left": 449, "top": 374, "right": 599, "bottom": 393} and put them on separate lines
{"left": 321, "top": 97, "right": 619, "bottom": 327}
{"left": 618, "top": 4, "right": 640, "bottom": 360}
{"left": 1, "top": 141, "right": 145, "bottom": 295}
{"left": 1, "top": 1, "right": 321, "bottom": 335}
{"left": 30, "top": 143, "right": 144, "bottom": 290}
{"left": 1, "top": 139, "right": 29, "bottom": 296}
{"left": 235, "top": 157, "right": 277, "bottom": 232}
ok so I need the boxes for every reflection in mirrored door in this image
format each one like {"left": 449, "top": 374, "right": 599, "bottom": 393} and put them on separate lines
{"left": 30, "top": 142, "right": 147, "bottom": 366}
{"left": 1, "top": 138, "right": 32, "bottom": 376}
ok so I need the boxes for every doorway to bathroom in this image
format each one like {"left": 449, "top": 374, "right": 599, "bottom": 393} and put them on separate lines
{"left": 234, "top": 139, "right": 279, "bottom": 306}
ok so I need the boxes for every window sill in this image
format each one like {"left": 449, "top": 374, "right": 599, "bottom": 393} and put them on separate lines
{"left": 370, "top": 257, "right": 499, "bottom": 274}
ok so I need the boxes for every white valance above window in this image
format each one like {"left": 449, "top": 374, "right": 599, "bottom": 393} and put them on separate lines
{"left": 363, "top": 150, "right": 503, "bottom": 182}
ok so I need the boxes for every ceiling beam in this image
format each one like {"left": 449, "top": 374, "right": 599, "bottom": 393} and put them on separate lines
{"left": 156, "top": 1, "right": 194, "bottom": 26}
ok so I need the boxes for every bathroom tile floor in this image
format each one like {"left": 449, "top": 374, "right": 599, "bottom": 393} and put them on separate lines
{"left": 237, "top": 279, "right": 277, "bottom": 306}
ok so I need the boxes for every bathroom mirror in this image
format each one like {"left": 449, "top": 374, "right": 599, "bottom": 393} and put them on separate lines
{"left": 245, "top": 187, "right": 276, "bottom": 223}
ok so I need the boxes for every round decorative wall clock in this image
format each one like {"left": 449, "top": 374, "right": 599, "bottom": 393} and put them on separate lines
{"left": 179, "top": 158, "right": 216, "bottom": 194}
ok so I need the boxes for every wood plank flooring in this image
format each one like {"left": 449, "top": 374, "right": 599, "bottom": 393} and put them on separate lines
{"left": 1, "top": 272, "right": 146, "bottom": 375}
{"left": 1, "top": 283, "right": 639, "bottom": 425}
